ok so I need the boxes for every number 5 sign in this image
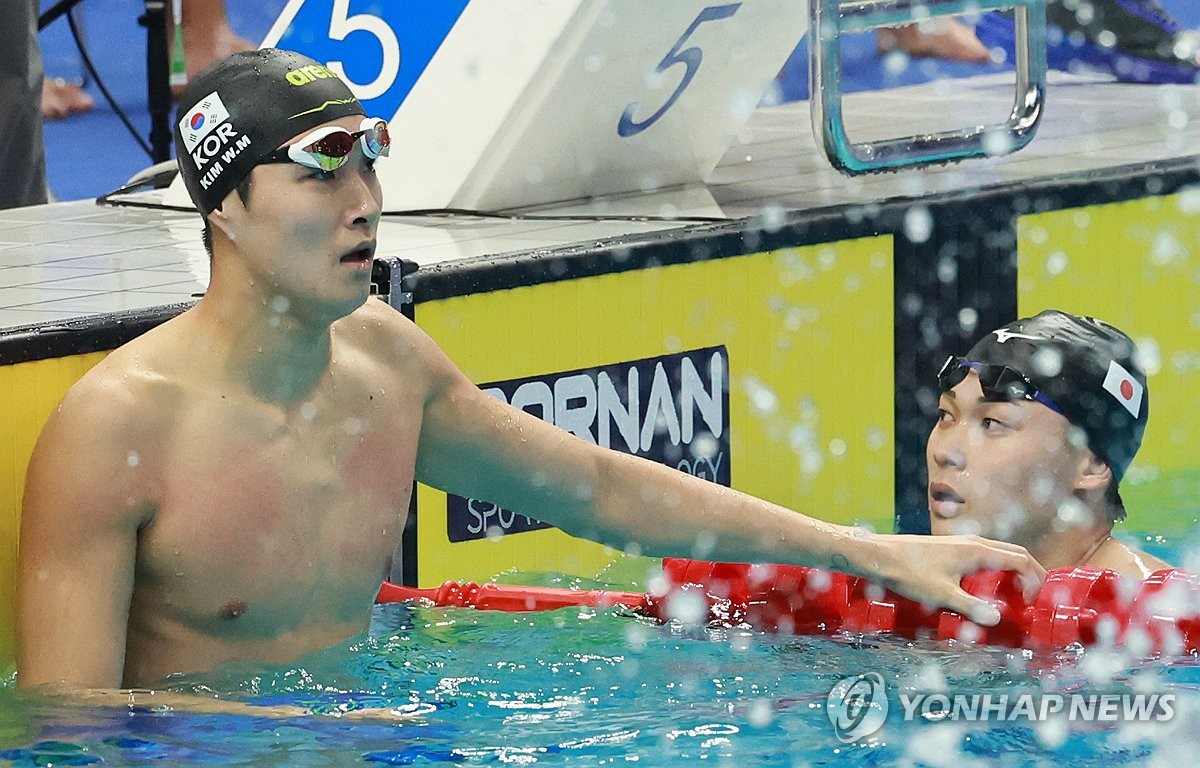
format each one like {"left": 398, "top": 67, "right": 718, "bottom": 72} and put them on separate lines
{"left": 261, "top": 1, "right": 807, "bottom": 211}
{"left": 262, "top": 0, "right": 470, "bottom": 116}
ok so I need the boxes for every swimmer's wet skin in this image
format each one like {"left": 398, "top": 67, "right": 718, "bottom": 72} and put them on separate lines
{"left": 927, "top": 311, "right": 1170, "bottom": 578}
{"left": 16, "top": 48, "right": 1042, "bottom": 700}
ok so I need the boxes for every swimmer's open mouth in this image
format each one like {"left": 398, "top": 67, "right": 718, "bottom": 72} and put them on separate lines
{"left": 928, "top": 482, "right": 966, "bottom": 517}
{"left": 340, "top": 243, "right": 375, "bottom": 265}
{"left": 930, "top": 485, "right": 965, "bottom": 504}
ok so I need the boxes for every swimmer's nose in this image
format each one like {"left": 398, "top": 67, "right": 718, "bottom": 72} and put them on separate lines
{"left": 345, "top": 170, "right": 382, "bottom": 230}
{"left": 934, "top": 444, "right": 965, "bottom": 471}
{"left": 929, "top": 428, "right": 965, "bottom": 472}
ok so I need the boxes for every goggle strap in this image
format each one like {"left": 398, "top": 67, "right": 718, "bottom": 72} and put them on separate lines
{"left": 938, "top": 356, "right": 1063, "bottom": 414}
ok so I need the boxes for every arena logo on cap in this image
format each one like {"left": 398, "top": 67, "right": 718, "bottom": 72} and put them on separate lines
{"left": 285, "top": 64, "right": 339, "bottom": 86}
{"left": 1102, "top": 359, "right": 1143, "bottom": 418}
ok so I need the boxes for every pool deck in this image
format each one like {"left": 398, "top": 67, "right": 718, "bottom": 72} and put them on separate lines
{"left": 3, "top": 71, "right": 1199, "bottom": 333}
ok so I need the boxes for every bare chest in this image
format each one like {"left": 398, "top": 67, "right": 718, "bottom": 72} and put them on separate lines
{"left": 134, "top": 386, "right": 421, "bottom": 635}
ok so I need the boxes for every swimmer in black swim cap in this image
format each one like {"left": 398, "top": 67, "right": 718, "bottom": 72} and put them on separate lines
{"left": 173, "top": 48, "right": 390, "bottom": 252}
{"left": 927, "top": 310, "right": 1169, "bottom": 577}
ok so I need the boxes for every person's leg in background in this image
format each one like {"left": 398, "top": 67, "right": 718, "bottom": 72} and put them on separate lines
{"left": 877, "top": 19, "right": 991, "bottom": 63}
{"left": 38, "top": 0, "right": 94, "bottom": 121}
{"left": 41, "top": 77, "right": 95, "bottom": 120}
{"left": 878, "top": 1, "right": 1198, "bottom": 83}
{"left": 2, "top": 0, "right": 50, "bottom": 207}
{"left": 178, "top": 0, "right": 254, "bottom": 79}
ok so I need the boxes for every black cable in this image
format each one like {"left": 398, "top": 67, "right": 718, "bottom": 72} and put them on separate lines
{"left": 98, "top": 193, "right": 730, "bottom": 223}
{"left": 38, "top": 0, "right": 81, "bottom": 30}
{"left": 380, "top": 207, "right": 730, "bottom": 224}
{"left": 99, "top": 197, "right": 195, "bottom": 212}
{"left": 67, "top": 8, "right": 154, "bottom": 159}
{"left": 94, "top": 164, "right": 180, "bottom": 206}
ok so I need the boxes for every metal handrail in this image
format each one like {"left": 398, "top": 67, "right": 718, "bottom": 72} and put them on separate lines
{"left": 810, "top": 0, "right": 1047, "bottom": 173}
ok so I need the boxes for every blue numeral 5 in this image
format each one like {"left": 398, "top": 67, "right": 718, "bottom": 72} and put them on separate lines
{"left": 618, "top": 3, "right": 742, "bottom": 138}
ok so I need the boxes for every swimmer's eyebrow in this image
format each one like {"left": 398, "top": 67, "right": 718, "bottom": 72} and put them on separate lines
{"left": 941, "top": 390, "right": 1012, "bottom": 408}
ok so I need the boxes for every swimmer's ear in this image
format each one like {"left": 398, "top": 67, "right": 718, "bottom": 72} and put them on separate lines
{"left": 206, "top": 201, "right": 234, "bottom": 239}
{"left": 1074, "top": 452, "right": 1112, "bottom": 492}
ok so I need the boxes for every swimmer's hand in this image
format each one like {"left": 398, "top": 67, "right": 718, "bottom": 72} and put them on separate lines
{"left": 853, "top": 533, "right": 1046, "bottom": 627}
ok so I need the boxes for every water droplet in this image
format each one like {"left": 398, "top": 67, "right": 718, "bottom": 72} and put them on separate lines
{"left": 691, "top": 433, "right": 719, "bottom": 460}
{"left": 1031, "top": 347, "right": 1063, "bottom": 377}
{"left": 743, "top": 376, "right": 778, "bottom": 416}
{"left": 1134, "top": 336, "right": 1162, "bottom": 376}
{"left": 1030, "top": 714, "right": 1066, "bottom": 751}
{"left": 957, "top": 307, "right": 978, "bottom": 333}
{"left": 1045, "top": 250, "right": 1068, "bottom": 276}
{"left": 1151, "top": 232, "right": 1185, "bottom": 266}
{"left": 982, "top": 127, "right": 1015, "bottom": 157}
{"left": 623, "top": 621, "right": 649, "bottom": 651}
{"left": 746, "top": 698, "right": 774, "bottom": 728}
{"left": 904, "top": 206, "right": 933, "bottom": 243}
{"left": 692, "top": 530, "right": 716, "bottom": 558}
{"left": 883, "top": 50, "right": 910, "bottom": 77}
{"left": 759, "top": 202, "right": 786, "bottom": 233}
{"left": 665, "top": 589, "right": 708, "bottom": 626}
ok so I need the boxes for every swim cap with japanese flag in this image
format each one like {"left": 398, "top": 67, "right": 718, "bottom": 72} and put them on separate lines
{"left": 1103, "top": 360, "right": 1144, "bottom": 418}
{"left": 963, "top": 310, "right": 1149, "bottom": 520}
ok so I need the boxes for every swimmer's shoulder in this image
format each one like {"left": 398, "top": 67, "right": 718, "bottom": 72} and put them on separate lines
{"left": 336, "top": 297, "right": 457, "bottom": 377}
{"left": 1088, "top": 537, "right": 1172, "bottom": 579}
{"left": 25, "top": 334, "right": 177, "bottom": 524}
{"left": 44, "top": 322, "right": 187, "bottom": 453}
{"left": 337, "top": 295, "right": 415, "bottom": 341}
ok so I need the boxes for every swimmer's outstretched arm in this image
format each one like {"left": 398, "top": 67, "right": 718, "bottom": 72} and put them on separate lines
{"left": 408, "top": 319, "right": 1045, "bottom": 626}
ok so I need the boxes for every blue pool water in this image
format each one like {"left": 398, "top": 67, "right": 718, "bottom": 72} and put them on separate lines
{"left": 4, "top": 536, "right": 1199, "bottom": 766}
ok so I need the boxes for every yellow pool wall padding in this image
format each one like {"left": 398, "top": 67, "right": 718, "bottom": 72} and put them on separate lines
{"left": 1018, "top": 192, "right": 1200, "bottom": 534}
{"left": 0, "top": 351, "right": 108, "bottom": 671}
{"left": 413, "top": 239, "right": 896, "bottom": 587}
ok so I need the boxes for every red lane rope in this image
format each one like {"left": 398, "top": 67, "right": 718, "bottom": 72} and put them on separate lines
{"left": 374, "top": 558, "right": 1200, "bottom": 655}
{"left": 376, "top": 580, "right": 651, "bottom": 613}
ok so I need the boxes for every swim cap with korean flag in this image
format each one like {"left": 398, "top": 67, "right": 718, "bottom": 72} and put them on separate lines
{"left": 174, "top": 48, "right": 364, "bottom": 215}
{"left": 964, "top": 310, "right": 1149, "bottom": 519}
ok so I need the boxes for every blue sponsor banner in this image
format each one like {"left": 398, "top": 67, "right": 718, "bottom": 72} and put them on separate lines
{"left": 447, "top": 346, "right": 731, "bottom": 543}
{"left": 273, "top": 0, "right": 469, "bottom": 118}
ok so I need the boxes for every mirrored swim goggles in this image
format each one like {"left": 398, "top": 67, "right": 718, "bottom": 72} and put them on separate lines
{"left": 262, "top": 117, "right": 390, "bottom": 172}
{"left": 937, "top": 356, "right": 1064, "bottom": 414}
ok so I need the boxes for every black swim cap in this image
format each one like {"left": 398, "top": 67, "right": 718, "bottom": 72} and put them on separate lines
{"left": 174, "top": 48, "right": 364, "bottom": 215}
{"left": 965, "top": 309, "right": 1148, "bottom": 502}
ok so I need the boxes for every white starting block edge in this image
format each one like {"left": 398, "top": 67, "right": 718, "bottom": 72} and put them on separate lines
{"left": 165, "top": 0, "right": 808, "bottom": 214}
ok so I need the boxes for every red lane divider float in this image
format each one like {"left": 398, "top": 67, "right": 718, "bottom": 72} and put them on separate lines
{"left": 374, "top": 558, "right": 1200, "bottom": 656}
{"left": 375, "top": 580, "right": 651, "bottom": 613}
